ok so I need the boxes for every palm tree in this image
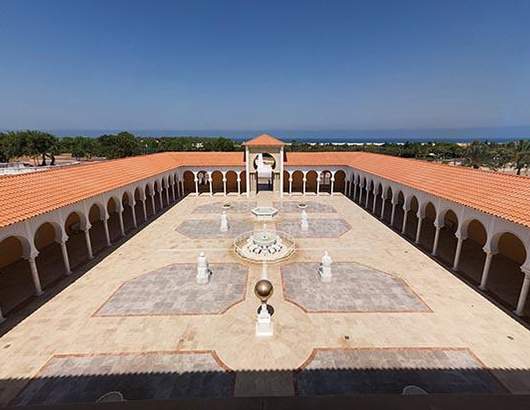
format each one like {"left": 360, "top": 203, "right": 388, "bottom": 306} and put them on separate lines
{"left": 463, "top": 140, "right": 489, "bottom": 169}
{"left": 511, "top": 139, "right": 530, "bottom": 175}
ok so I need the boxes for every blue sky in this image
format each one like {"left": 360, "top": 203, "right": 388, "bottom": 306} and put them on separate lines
{"left": 1, "top": 0, "right": 529, "bottom": 132}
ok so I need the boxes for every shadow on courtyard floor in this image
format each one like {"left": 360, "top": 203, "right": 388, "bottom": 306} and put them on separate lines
{"left": 0, "top": 202, "right": 181, "bottom": 338}
{"left": 2, "top": 367, "right": 529, "bottom": 408}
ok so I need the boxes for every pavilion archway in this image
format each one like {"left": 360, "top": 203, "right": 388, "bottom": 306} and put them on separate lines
{"left": 382, "top": 187, "right": 393, "bottom": 223}
{"left": 457, "top": 219, "right": 487, "bottom": 284}
{"left": 107, "top": 198, "right": 122, "bottom": 243}
{"left": 121, "top": 193, "right": 135, "bottom": 233}
{"left": 283, "top": 171, "right": 289, "bottom": 193}
{"left": 145, "top": 185, "right": 155, "bottom": 218}
{"left": 418, "top": 202, "right": 437, "bottom": 251}
{"left": 320, "top": 171, "right": 332, "bottom": 194}
{"left": 0, "top": 235, "right": 35, "bottom": 314}
{"left": 134, "top": 188, "right": 145, "bottom": 225}
{"left": 211, "top": 171, "right": 224, "bottom": 194}
{"left": 292, "top": 171, "right": 304, "bottom": 193}
{"left": 306, "top": 171, "right": 318, "bottom": 194}
{"left": 374, "top": 183, "right": 383, "bottom": 215}
{"left": 392, "top": 191, "right": 405, "bottom": 230}
{"left": 366, "top": 181, "right": 374, "bottom": 209}
{"left": 153, "top": 181, "right": 162, "bottom": 212}
{"left": 404, "top": 196, "right": 419, "bottom": 239}
{"left": 226, "top": 171, "right": 238, "bottom": 194}
{"left": 196, "top": 171, "right": 210, "bottom": 195}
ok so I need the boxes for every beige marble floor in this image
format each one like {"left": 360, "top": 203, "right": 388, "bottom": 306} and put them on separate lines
{"left": 1, "top": 192, "right": 530, "bottom": 404}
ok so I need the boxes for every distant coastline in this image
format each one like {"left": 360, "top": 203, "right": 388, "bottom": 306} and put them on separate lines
{"left": 23, "top": 126, "right": 529, "bottom": 144}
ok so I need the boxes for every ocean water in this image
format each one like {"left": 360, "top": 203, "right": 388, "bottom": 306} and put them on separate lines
{"left": 25, "top": 126, "right": 530, "bottom": 143}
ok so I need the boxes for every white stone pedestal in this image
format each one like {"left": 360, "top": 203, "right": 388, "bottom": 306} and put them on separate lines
{"left": 318, "top": 251, "right": 333, "bottom": 282}
{"left": 256, "top": 303, "right": 273, "bottom": 337}
{"left": 220, "top": 211, "right": 229, "bottom": 232}
{"left": 301, "top": 210, "right": 309, "bottom": 232}
{"left": 196, "top": 252, "right": 212, "bottom": 284}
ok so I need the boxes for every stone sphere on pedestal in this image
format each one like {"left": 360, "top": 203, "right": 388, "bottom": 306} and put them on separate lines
{"left": 254, "top": 279, "right": 273, "bottom": 304}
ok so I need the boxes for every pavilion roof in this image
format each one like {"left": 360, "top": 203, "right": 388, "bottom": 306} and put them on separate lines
{"left": 242, "top": 134, "right": 286, "bottom": 147}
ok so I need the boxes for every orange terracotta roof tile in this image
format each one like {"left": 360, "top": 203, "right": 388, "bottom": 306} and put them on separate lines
{"left": 285, "top": 151, "right": 530, "bottom": 228}
{"left": 242, "top": 134, "right": 286, "bottom": 146}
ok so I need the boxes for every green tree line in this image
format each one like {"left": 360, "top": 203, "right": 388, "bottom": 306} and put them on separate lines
{"left": 1, "top": 130, "right": 529, "bottom": 174}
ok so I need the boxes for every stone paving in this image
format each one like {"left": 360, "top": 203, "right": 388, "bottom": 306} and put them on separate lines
{"left": 296, "top": 348, "right": 505, "bottom": 394}
{"left": 276, "top": 218, "right": 350, "bottom": 238}
{"left": 176, "top": 218, "right": 255, "bottom": 239}
{"left": 95, "top": 263, "right": 248, "bottom": 316}
{"left": 1, "top": 192, "right": 530, "bottom": 406}
{"left": 13, "top": 352, "right": 234, "bottom": 406}
{"left": 273, "top": 201, "right": 336, "bottom": 213}
{"left": 281, "top": 262, "right": 429, "bottom": 312}
{"left": 193, "top": 201, "right": 257, "bottom": 214}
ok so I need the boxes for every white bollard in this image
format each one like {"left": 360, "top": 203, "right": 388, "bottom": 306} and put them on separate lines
{"left": 256, "top": 303, "right": 273, "bottom": 337}
{"left": 196, "top": 252, "right": 211, "bottom": 284}
{"left": 319, "top": 251, "right": 333, "bottom": 282}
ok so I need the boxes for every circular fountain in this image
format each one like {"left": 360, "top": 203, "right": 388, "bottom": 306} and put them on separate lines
{"left": 234, "top": 225, "right": 295, "bottom": 263}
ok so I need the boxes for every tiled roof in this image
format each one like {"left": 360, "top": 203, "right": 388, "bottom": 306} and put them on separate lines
{"left": 0, "top": 152, "right": 244, "bottom": 228}
{"left": 1, "top": 150, "right": 529, "bottom": 230}
{"left": 242, "top": 134, "right": 286, "bottom": 146}
{"left": 285, "top": 151, "right": 530, "bottom": 228}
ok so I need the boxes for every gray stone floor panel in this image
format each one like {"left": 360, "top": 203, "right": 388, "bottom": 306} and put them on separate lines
{"left": 273, "top": 201, "right": 336, "bottom": 213}
{"left": 281, "top": 262, "right": 429, "bottom": 312}
{"left": 193, "top": 201, "right": 257, "bottom": 214}
{"left": 96, "top": 263, "right": 247, "bottom": 316}
{"left": 176, "top": 218, "right": 255, "bottom": 239}
{"left": 276, "top": 218, "right": 350, "bottom": 238}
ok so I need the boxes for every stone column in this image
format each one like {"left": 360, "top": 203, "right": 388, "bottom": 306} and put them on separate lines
{"left": 83, "top": 227, "right": 94, "bottom": 260}
{"left": 28, "top": 256, "right": 43, "bottom": 296}
{"left": 142, "top": 200, "right": 147, "bottom": 222}
{"left": 158, "top": 188, "right": 164, "bottom": 210}
{"left": 302, "top": 175, "right": 307, "bottom": 195}
{"left": 415, "top": 213, "right": 423, "bottom": 244}
{"left": 208, "top": 172, "right": 213, "bottom": 196}
{"left": 432, "top": 223, "right": 441, "bottom": 256}
{"left": 380, "top": 194, "right": 386, "bottom": 219}
{"left": 59, "top": 239, "right": 72, "bottom": 275}
{"left": 150, "top": 194, "right": 156, "bottom": 215}
{"left": 372, "top": 191, "right": 378, "bottom": 213}
{"left": 359, "top": 186, "right": 364, "bottom": 205}
{"left": 390, "top": 202, "right": 397, "bottom": 226}
{"left": 330, "top": 177, "right": 335, "bottom": 195}
{"left": 103, "top": 217, "right": 111, "bottom": 247}
{"left": 401, "top": 206, "right": 409, "bottom": 234}
{"left": 172, "top": 180, "right": 177, "bottom": 201}
{"left": 237, "top": 176, "right": 241, "bottom": 195}
{"left": 194, "top": 176, "right": 199, "bottom": 196}
{"left": 118, "top": 207, "right": 125, "bottom": 236}
{"left": 479, "top": 250, "right": 495, "bottom": 290}
{"left": 131, "top": 203, "right": 137, "bottom": 228}
{"left": 165, "top": 185, "right": 170, "bottom": 205}
{"left": 345, "top": 180, "right": 349, "bottom": 197}
{"left": 364, "top": 187, "right": 369, "bottom": 208}
{"left": 223, "top": 174, "right": 227, "bottom": 196}
{"left": 289, "top": 175, "right": 293, "bottom": 196}
{"left": 515, "top": 269, "right": 530, "bottom": 316}
{"left": 353, "top": 182, "right": 358, "bottom": 201}
{"left": 452, "top": 233, "right": 466, "bottom": 271}
{"left": 316, "top": 174, "right": 321, "bottom": 196}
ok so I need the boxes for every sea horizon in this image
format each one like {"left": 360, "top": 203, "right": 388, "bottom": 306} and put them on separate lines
{"left": 3, "top": 126, "right": 530, "bottom": 143}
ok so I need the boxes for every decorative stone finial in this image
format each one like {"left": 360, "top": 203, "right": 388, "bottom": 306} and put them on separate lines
{"left": 319, "top": 251, "right": 333, "bottom": 282}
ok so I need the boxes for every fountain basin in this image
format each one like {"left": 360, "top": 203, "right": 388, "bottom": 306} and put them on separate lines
{"left": 251, "top": 207, "right": 278, "bottom": 219}
{"left": 234, "top": 229, "right": 295, "bottom": 263}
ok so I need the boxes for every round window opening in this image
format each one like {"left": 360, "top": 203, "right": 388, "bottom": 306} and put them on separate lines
{"left": 253, "top": 153, "right": 276, "bottom": 171}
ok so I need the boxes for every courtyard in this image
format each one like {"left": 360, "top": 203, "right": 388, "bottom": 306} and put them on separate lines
{"left": 0, "top": 192, "right": 529, "bottom": 405}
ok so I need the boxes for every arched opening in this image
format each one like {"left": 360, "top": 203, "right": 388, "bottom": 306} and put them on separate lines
{"left": 183, "top": 171, "right": 195, "bottom": 195}
{"left": 34, "top": 222, "right": 64, "bottom": 289}
{"left": 226, "top": 171, "right": 238, "bottom": 194}
{"left": 374, "top": 183, "right": 383, "bottom": 215}
{"left": 334, "top": 170, "right": 346, "bottom": 193}
{"left": 283, "top": 171, "right": 290, "bottom": 193}
{"left": 211, "top": 171, "right": 224, "bottom": 194}
{"left": 320, "top": 171, "right": 332, "bottom": 194}
{"left": 292, "top": 171, "right": 304, "bottom": 193}
{"left": 0, "top": 236, "right": 34, "bottom": 314}
{"left": 366, "top": 181, "right": 374, "bottom": 209}
{"left": 306, "top": 171, "right": 318, "bottom": 194}
{"left": 134, "top": 188, "right": 145, "bottom": 225}
{"left": 145, "top": 185, "right": 154, "bottom": 218}
{"left": 196, "top": 171, "right": 210, "bottom": 195}
{"left": 106, "top": 198, "right": 122, "bottom": 243}
{"left": 418, "top": 202, "right": 436, "bottom": 251}
{"left": 121, "top": 193, "right": 135, "bottom": 233}
{"left": 393, "top": 191, "right": 405, "bottom": 230}
{"left": 160, "top": 179, "right": 168, "bottom": 207}
{"left": 382, "top": 187, "right": 393, "bottom": 223}
{"left": 64, "top": 212, "right": 89, "bottom": 270}
{"left": 404, "top": 196, "right": 419, "bottom": 239}
{"left": 359, "top": 178, "right": 367, "bottom": 205}
{"left": 488, "top": 233, "right": 528, "bottom": 314}
{"left": 153, "top": 181, "right": 162, "bottom": 212}
{"left": 437, "top": 209, "right": 459, "bottom": 266}
{"left": 456, "top": 219, "right": 488, "bottom": 284}
{"left": 88, "top": 204, "right": 107, "bottom": 255}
